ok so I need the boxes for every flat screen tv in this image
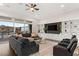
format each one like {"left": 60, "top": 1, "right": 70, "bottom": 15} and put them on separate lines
{"left": 44, "top": 22, "right": 61, "bottom": 34}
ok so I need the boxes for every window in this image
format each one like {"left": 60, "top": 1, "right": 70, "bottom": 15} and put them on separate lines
{"left": 0, "top": 21, "right": 14, "bottom": 39}
{"left": 0, "top": 21, "right": 30, "bottom": 39}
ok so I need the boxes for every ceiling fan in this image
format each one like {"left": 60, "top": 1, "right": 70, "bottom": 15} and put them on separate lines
{"left": 25, "top": 3, "right": 39, "bottom": 12}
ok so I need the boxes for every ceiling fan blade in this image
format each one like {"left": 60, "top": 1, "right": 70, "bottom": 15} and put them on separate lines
{"left": 30, "top": 4, "right": 34, "bottom": 7}
{"left": 34, "top": 8, "right": 39, "bottom": 10}
{"left": 26, "top": 8, "right": 30, "bottom": 10}
{"left": 25, "top": 4, "right": 30, "bottom": 7}
{"left": 30, "top": 4, "right": 36, "bottom": 7}
{"left": 33, "top": 4, "right": 37, "bottom": 7}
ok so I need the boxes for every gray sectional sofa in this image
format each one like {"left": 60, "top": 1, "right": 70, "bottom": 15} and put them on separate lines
{"left": 9, "top": 36, "right": 39, "bottom": 56}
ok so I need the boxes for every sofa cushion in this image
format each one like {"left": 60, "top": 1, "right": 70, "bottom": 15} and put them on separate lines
{"left": 58, "top": 42, "right": 69, "bottom": 48}
{"left": 17, "top": 37, "right": 30, "bottom": 45}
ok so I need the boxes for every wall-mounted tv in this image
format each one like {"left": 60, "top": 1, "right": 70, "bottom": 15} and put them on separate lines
{"left": 44, "top": 22, "right": 61, "bottom": 34}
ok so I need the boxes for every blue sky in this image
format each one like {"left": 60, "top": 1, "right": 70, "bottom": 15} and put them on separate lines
{"left": 0, "top": 21, "right": 28, "bottom": 27}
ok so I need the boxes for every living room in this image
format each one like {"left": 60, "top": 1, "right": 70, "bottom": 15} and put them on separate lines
{"left": 0, "top": 0, "right": 79, "bottom": 57}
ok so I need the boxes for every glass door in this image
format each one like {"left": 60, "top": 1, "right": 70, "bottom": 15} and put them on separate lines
{"left": 0, "top": 21, "right": 14, "bottom": 39}
{"left": 0, "top": 20, "right": 31, "bottom": 41}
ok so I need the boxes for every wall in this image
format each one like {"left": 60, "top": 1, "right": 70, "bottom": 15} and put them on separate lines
{"left": 37, "top": 9, "right": 79, "bottom": 42}
{"left": 32, "top": 20, "right": 38, "bottom": 34}
{"left": 38, "top": 21, "right": 72, "bottom": 41}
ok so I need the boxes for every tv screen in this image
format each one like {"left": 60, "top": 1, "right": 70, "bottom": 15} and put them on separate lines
{"left": 48, "top": 24, "right": 57, "bottom": 31}
{"left": 44, "top": 22, "right": 61, "bottom": 34}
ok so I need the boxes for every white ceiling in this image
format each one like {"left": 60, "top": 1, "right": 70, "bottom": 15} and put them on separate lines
{"left": 0, "top": 3, "right": 79, "bottom": 21}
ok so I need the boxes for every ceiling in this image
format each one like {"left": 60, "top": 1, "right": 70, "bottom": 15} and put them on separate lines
{"left": 0, "top": 3, "right": 79, "bottom": 21}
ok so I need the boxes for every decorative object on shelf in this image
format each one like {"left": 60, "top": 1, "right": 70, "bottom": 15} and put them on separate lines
{"left": 70, "top": 22, "right": 72, "bottom": 24}
{"left": 74, "top": 26, "right": 77, "bottom": 28}
{"left": 65, "top": 22, "right": 67, "bottom": 25}
{"left": 25, "top": 3, "right": 39, "bottom": 12}
{"left": 65, "top": 30, "right": 67, "bottom": 32}
{"left": 64, "top": 21, "right": 68, "bottom": 33}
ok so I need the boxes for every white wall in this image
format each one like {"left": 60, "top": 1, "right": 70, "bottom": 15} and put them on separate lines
{"left": 37, "top": 9, "right": 79, "bottom": 42}
{"left": 32, "top": 20, "right": 38, "bottom": 34}
{"left": 38, "top": 21, "right": 72, "bottom": 41}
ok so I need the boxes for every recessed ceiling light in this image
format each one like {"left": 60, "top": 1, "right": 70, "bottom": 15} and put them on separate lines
{"left": 60, "top": 4, "right": 64, "bottom": 8}
{"left": 0, "top": 3, "right": 4, "bottom": 6}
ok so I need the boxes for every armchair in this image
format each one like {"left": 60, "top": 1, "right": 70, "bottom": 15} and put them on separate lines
{"left": 53, "top": 35, "right": 78, "bottom": 56}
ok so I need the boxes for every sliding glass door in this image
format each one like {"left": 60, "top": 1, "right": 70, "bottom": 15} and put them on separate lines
{"left": 0, "top": 21, "right": 14, "bottom": 39}
{"left": 14, "top": 22, "right": 30, "bottom": 34}
{"left": 0, "top": 21, "right": 31, "bottom": 40}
